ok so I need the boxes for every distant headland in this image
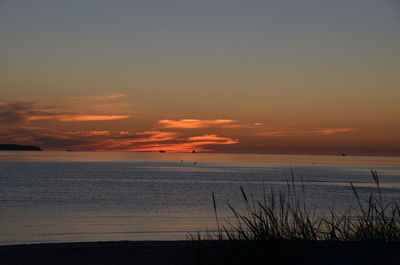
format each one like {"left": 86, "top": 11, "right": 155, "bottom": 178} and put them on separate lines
{"left": 0, "top": 144, "right": 42, "bottom": 151}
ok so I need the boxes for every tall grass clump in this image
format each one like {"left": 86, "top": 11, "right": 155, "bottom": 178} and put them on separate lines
{"left": 189, "top": 170, "right": 400, "bottom": 265}
{"left": 204, "top": 170, "right": 400, "bottom": 242}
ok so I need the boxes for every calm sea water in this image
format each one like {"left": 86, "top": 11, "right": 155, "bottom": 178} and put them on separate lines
{"left": 0, "top": 151, "right": 400, "bottom": 245}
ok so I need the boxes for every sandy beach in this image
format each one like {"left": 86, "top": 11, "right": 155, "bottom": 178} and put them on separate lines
{"left": 0, "top": 241, "right": 194, "bottom": 265}
{"left": 1, "top": 240, "right": 400, "bottom": 265}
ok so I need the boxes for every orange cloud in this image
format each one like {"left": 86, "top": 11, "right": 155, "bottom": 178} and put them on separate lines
{"left": 94, "top": 93, "right": 126, "bottom": 100}
{"left": 130, "top": 131, "right": 177, "bottom": 142}
{"left": 159, "top": 119, "right": 236, "bottom": 128}
{"left": 69, "top": 132, "right": 238, "bottom": 152}
{"left": 67, "top": 130, "right": 111, "bottom": 136}
{"left": 0, "top": 99, "right": 131, "bottom": 123}
{"left": 257, "top": 131, "right": 290, "bottom": 137}
{"left": 124, "top": 134, "right": 239, "bottom": 152}
{"left": 0, "top": 125, "right": 240, "bottom": 152}
{"left": 319, "top": 128, "right": 356, "bottom": 135}
{"left": 71, "top": 131, "right": 178, "bottom": 150}
{"left": 126, "top": 143, "right": 203, "bottom": 152}
{"left": 67, "top": 93, "right": 127, "bottom": 101}
{"left": 258, "top": 127, "right": 357, "bottom": 137}
{"left": 298, "top": 128, "right": 357, "bottom": 135}
{"left": 188, "top": 134, "right": 238, "bottom": 142}
{"left": 27, "top": 114, "right": 129, "bottom": 122}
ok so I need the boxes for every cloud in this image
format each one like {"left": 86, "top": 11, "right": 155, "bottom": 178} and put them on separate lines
{"left": 27, "top": 114, "right": 129, "bottom": 122}
{"left": 258, "top": 127, "right": 357, "bottom": 137}
{"left": 188, "top": 134, "right": 238, "bottom": 143}
{"left": 67, "top": 131, "right": 110, "bottom": 136}
{"left": 0, "top": 126, "right": 239, "bottom": 152}
{"left": 93, "top": 132, "right": 238, "bottom": 152}
{"left": 298, "top": 128, "right": 357, "bottom": 135}
{"left": 159, "top": 119, "right": 263, "bottom": 129}
{"left": 95, "top": 93, "right": 126, "bottom": 100}
{"left": 257, "top": 131, "right": 290, "bottom": 137}
{"left": 69, "top": 93, "right": 127, "bottom": 101}
{"left": 0, "top": 99, "right": 130, "bottom": 123}
{"left": 0, "top": 100, "right": 35, "bottom": 122}
{"left": 134, "top": 131, "right": 177, "bottom": 142}
{"left": 159, "top": 119, "right": 237, "bottom": 128}
{"left": 122, "top": 134, "right": 239, "bottom": 152}
{"left": 0, "top": 128, "right": 86, "bottom": 148}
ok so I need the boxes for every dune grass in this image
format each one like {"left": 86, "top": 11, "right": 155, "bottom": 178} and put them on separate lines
{"left": 188, "top": 170, "right": 400, "bottom": 265}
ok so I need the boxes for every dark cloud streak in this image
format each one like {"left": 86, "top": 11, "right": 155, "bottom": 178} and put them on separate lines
{"left": 0, "top": 99, "right": 129, "bottom": 123}
{"left": 0, "top": 100, "right": 35, "bottom": 123}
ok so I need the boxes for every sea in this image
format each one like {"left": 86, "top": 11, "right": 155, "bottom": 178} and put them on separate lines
{"left": 0, "top": 151, "right": 399, "bottom": 245}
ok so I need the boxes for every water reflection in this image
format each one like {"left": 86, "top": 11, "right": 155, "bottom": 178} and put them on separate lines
{"left": 0, "top": 152, "right": 399, "bottom": 244}
{"left": 1, "top": 151, "right": 400, "bottom": 166}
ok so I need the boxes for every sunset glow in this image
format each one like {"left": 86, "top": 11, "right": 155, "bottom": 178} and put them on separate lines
{"left": 159, "top": 119, "right": 237, "bottom": 129}
{"left": 0, "top": 1, "right": 399, "bottom": 156}
{"left": 27, "top": 115, "right": 130, "bottom": 122}
{"left": 2, "top": 2, "right": 400, "bottom": 259}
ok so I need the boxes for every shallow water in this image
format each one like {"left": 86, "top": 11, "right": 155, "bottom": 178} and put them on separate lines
{"left": 0, "top": 151, "right": 399, "bottom": 245}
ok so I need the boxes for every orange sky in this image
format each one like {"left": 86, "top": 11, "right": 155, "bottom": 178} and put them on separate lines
{"left": 0, "top": 94, "right": 399, "bottom": 155}
{"left": 1, "top": 1, "right": 399, "bottom": 155}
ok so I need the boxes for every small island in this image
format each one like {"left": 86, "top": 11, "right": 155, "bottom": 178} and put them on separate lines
{"left": 0, "top": 144, "right": 42, "bottom": 151}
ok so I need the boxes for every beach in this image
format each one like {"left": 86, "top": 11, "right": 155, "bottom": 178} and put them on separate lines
{"left": 0, "top": 241, "right": 193, "bottom": 265}
{"left": 1, "top": 240, "right": 400, "bottom": 265}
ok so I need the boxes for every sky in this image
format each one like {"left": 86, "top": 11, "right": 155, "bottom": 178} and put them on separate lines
{"left": 0, "top": 0, "right": 399, "bottom": 155}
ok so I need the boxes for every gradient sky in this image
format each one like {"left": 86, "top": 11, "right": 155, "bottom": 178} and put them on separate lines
{"left": 1, "top": 0, "right": 399, "bottom": 155}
